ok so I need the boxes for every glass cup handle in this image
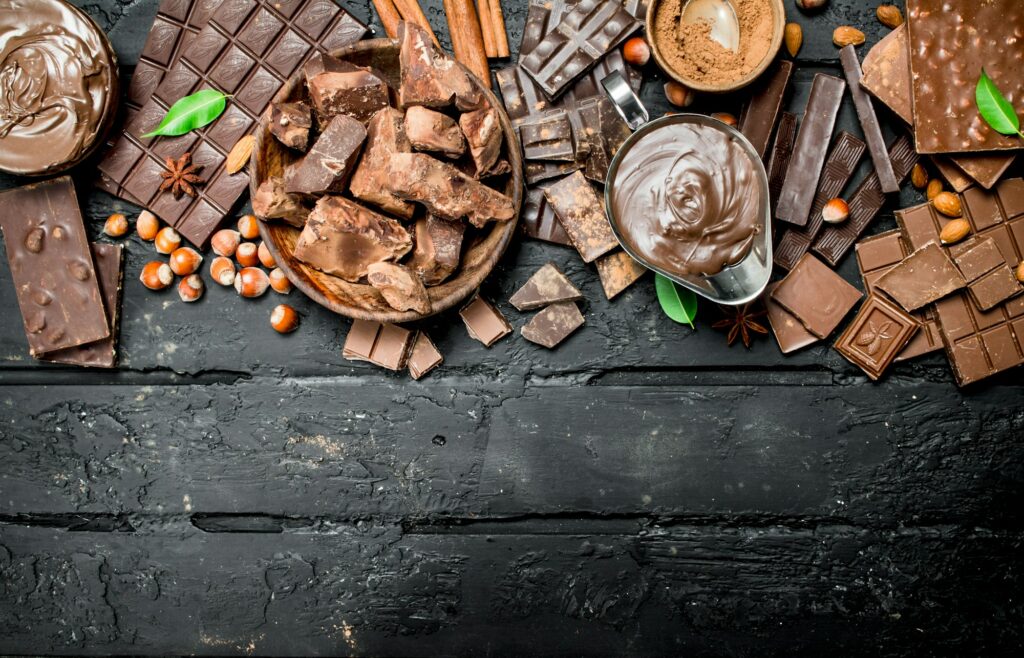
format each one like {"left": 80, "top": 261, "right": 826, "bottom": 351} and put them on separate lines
{"left": 601, "top": 71, "right": 649, "bottom": 132}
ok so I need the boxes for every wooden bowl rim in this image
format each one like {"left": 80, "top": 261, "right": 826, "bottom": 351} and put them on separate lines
{"left": 250, "top": 37, "right": 523, "bottom": 324}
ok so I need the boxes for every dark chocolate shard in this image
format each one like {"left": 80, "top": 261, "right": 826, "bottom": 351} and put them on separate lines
{"left": 460, "top": 296, "right": 512, "bottom": 347}
{"left": 269, "top": 102, "right": 313, "bottom": 151}
{"left": 407, "top": 215, "right": 464, "bottom": 286}
{"left": 459, "top": 107, "right": 504, "bottom": 178}
{"left": 308, "top": 60, "right": 390, "bottom": 124}
{"left": 509, "top": 262, "right": 583, "bottom": 311}
{"left": 252, "top": 177, "right": 310, "bottom": 227}
{"left": 521, "top": 301, "right": 585, "bottom": 349}
{"left": 875, "top": 242, "right": 966, "bottom": 312}
{"left": 833, "top": 294, "right": 920, "bottom": 381}
{"left": 519, "top": 109, "right": 575, "bottom": 162}
{"left": 543, "top": 170, "right": 618, "bottom": 263}
{"left": 284, "top": 114, "right": 366, "bottom": 195}
{"left": 293, "top": 196, "right": 412, "bottom": 282}
{"left": 386, "top": 152, "right": 515, "bottom": 227}
{"left": 738, "top": 59, "right": 793, "bottom": 161}
{"left": 398, "top": 21, "right": 482, "bottom": 111}
{"left": 350, "top": 108, "right": 415, "bottom": 219}
{"left": 595, "top": 250, "right": 646, "bottom": 300}
{"left": 367, "top": 262, "right": 432, "bottom": 314}
{"left": 405, "top": 106, "right": 467, "bottom": 157}
{"left": 408, "top": 331, "right": 443, "bottom": 379}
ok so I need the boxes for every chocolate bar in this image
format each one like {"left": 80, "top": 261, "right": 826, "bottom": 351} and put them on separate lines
{"left": 775, "top": 74, "right": 846, "bottom": 226}
{"left": 812, "top": 134, "right": 919, "bottom": 267}
{"left": 519, "top": 0, "right": 640, "bottom": 99}
{"left": 521, "top": 302, "right": 585, "bottom": 348}
{"left": 407, "top": 216, "right": 465, "bottom": 286}
{"left": 576, "top": 97, "right": 630, "bottom": 182}
{"left": 839, "top": 46, "right": 898, "bottom": 193}
{"left": 543, "top": 171, "right": 618, "bottom": 263}
{"left": 460, "top": 297, "right": 512, "bottom": 347}
{"left": 405, "top": 106, "right": 467, "bottom": 157}
{"left": 518, "top": 0, "right": 579, "bottom": 67}
{"left": 367, "top": 262, "right": 431, "bottom": 314}
{"left": 770, "top": 253, "right": 862, "bottom": 339}
{"left": 343, "top": 320, "right": 415, "bottom": 371}
{"left": 284, "top": 114, "right": 366, "bottom": 195}
{"left": 764, "top": 282, "right": 819, "bottom": 354}
{"left": 907, "top": 0, "right": 1023, "bottom": 155}
{"left": 834, "top": 294, "right": 920, "bottom": 381}
{"left": 509, "top": 263, "right": 582, "bottom": 311}
{"left": 0, "top": 177, "right": 109, "bottom": 356}
{"left": 952, "top": 237, "right": 1024, "bottom": 311}
{"left": 519, "top": 109, "right": 576, "bottom": 161}
{"left": 774, "top": 131, "right": 866, "bottom": 270}
{"left": 738, "top": 59, "right": 793, "bottom": 161}
{"left": 98, "top": 0, "right": 367, "bottom": 246}
{"left": 521, "top": 181, "right": 572, "bottom": 246}
{"left": 766, "top": 112, "right": 797, "bottom": 214}
{"left": 407, "top": 332, "right": 443, "bottom": 380}
{"left": 595, "top": 250, "right": 646, "bottom": 300}
{"left": 875, "top": 243, "right": 966, "bottom": 312}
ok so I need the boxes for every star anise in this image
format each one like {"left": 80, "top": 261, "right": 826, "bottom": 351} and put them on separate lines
{"left": 159, "top": 152, "right": 205, "bottom": 199}
{"left": 712, "top": 303, "right": 768, "bottom": 348}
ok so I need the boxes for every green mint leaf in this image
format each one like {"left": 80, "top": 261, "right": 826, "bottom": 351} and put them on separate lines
{"left": 655, "top": 273, "right": 698, "bottom": 328}
{"left": 142, "top": 89, "right": 229, "bottom": 138}
{"left": 975, "top": 69, "right": 1021, "bottom": 137}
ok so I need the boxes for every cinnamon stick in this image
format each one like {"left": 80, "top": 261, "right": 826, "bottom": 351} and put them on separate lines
{"left": 372, "top": 0, "right": 402, "bottom": 39}
{"left": 488, "top": 0, "right": 510, "bottom": 58}
{"left": 477, "top": 0, "right": 498, "bottom": 58}
{"left": 393, "top": 0, "right": 441, "bottom": 47}
{"left": 442, "top": 0, "right": 491, "bottom": 87}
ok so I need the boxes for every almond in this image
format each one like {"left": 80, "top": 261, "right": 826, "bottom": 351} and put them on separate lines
{"left": 822, "top": 198, "right": 850, "bottom": 224}
{"left": 910, "top": 163, "right": 928, "bottom": 190}
{"left": 939, "top": 218, "right": 971, "bottom": 245}
{"left": 226, "top": 135, "right": 255, "bottom": 174}
{"left": 833, "top": 26, "right": 866, "bottom": 48}
{"left": 784, "top": 23, "right": 802, "bottom": 57}
{"left": 932, "top": 191, "right": 962, "bottom": 218}
{"left": 1016, "top": 261, "right": 1024, "bottom": 284}
{"left": 926, "top": 178, "right": 944, "bottom": 200}
{"left": 876, "top": 4, "right": 904, "bottom": 29}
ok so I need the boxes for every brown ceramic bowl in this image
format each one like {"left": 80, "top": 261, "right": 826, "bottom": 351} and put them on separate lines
{"left": 251, "top": 38, "right": 523, "bottom": 323}
{"left": 647, "top": 0, "right": 785, "bottom": 93}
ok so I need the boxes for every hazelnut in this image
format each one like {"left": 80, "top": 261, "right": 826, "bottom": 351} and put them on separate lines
{"left": 664, "top": 81, "right": 695, "bottom": 108}
{"left": 103, "top": 213, "right": 128, "bottom": 238}
{"left": 211, "top": 229, "right": 241, "bottom": 257}
{"left": 177, "top": 274, "right": 204, "bottom": 302}
{"left": 234, "top": 266, "right": 269, "bottom": 298}
{"left": 710, "top": 112, "right": 737, "bottom": 127}
{"left": 270, "top": 304, "right": 300, "bottom": 333}
{"left": 238, "top": 214, "right": 260, "bottom": 240}
{"left": 876, "top": 4, "right": 904, "bottom": 29}
{"left": 257, "top": 241, "right": 276, "bottom": 268}
{"left": 833, "top": 26, "right": 866, "bottom": 48}
{"left": 932, "top": 191, "right": 962, "bottom": 218}
{"left": 235, "top": 242, "right": 259, "bottom": 267}
{"left": 140, "top": 261, "right": 173, "bottom": 290}
{"left": 796, "top": 0, "right": 828, "bottom": 11}
{"left": 939, "top": 218, "right": 971, "bottom": 245}
{"left": 910, "top": 163, "right": 928, "bottom": 190}
{"left": 822, "top": 198, "right": 850, "bottom": 224}
{"left": 926, "top": 178, "right": 944, "bottom": 200}
{"left": 784, "top": 23, "right": 802, "bottom": 58}
{"left": 269, "top": 267, "right": 293, "bottom": 294}
{"left": 154, "top": 226, "right": 182, "bottom": 254}
{"left": 169, "top": 246, "right": 203, "bottom": 276}
{"left": 136, "top": 211, "right": 160, "bottom": 241}
{"left": 1015, "top": 261, "right": 1024, "bottom": 284}
{"left": 210, "top": 256, "right": 236, "bottom": 286}
{"left": 622, "top": 37, "right": 650, "bottom": 67}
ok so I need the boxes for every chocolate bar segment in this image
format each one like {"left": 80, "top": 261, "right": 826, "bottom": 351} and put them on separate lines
{"left": 544, "top": 170, "right": 618, "bottom": 263}
{"left": 343, "top": 320, "right": 416, "bottom": 371}
{"left": 509, "top": 263, "right": 582, "bottom": 311}
{"left": 875, "top": 243, "right": 966, "bottom": 312}
{"left": 519, "top": 109, "right": 576, "bottom": 161}
{"left": 595, "top": 250, "right": 646, "bottom": 300}
{"left": 771, "top": 253, "right": 862, "bottom": 339}
{"left": 521, "top": 181, "right": 572, "bottom": 246}
{"left": 839, "top": 45, "right": 898, "bottom": 193}
{"left": 738, "top": 59, "right": 793, "bottom": 161}
{"left": 834, "top": 294, "right": 920, "bottom": 381}
{"left": 764, "top": 282, "right": 819, "bottom": 354}
{"left": 952, "top": 237, "right": 1024, "bottom": 311}
{"left": 0, "top": 177, "right": 110, "bottom": 356}
{"left": 766, "top": 112, "right": 797, "bottom": 215}
{"left": 521, "top": 301, "right": 585, "bottom": 349}
{"left": 460, "top": 297, "right": 512, "bottom": 347}
{"left": 518, "top": 0, "right": 580, "bottom": 67}
{"left": 775, "top": 74, "right": 846, "bottom": 227}
{"left": 407, "top": 332, "right": 443, "bottom": 380}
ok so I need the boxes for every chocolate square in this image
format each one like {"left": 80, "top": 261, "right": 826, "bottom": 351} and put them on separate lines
{"left": 952, "top": 237, "right": 1024, "bottom": 311}
{"left": 460, "top": 297, "right": 511, "bottom": 347}
{"left": 834, "top": 294, "right": 920, "bottom": 381}
{"left": 407, "top": 332, "right": 443, "bottom": 380}
{"left": 521, "top": 302, "right": 585, "bottom": 349}
{"left": 875, "top": 242, "right": 966, "bottom": 312}
{"left": 764, "top": 282, "right": 819, "bottom": 354}
{"left": 543, "top": 171, "right": 618, "bottom": 263}
{"left": 771, "top": 254, "right": 862, "bottom": 339}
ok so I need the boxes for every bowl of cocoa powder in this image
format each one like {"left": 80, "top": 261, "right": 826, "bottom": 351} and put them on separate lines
{"left": 647, "top": 0, "right": 785, "bottom": 93}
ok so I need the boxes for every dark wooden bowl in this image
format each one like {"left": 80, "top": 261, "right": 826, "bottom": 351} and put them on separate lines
{"left": 251, "top": 38, "right": 523, "bottom": 323}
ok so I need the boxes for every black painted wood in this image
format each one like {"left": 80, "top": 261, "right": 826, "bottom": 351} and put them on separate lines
{"left": 1, "top": 1, "right": 1022, "bottom": 655}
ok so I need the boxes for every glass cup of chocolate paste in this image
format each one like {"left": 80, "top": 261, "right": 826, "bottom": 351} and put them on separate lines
{"left": 602, "top": 73, "right": 771, "bottom": 305}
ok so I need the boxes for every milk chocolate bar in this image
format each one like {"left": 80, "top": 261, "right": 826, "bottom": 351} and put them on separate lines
{"left": 834, "top": 294, "right": 920, "bottom": 381}
{"left": 764, "top": 282, "right": 819, "bottom": 354}
{"left": 952, "top": 237, "right": 1024, "bottom": 311}
{"left": 839, "top": 46, "right": 898, "bottom": 193}
{"left": 875, "top": 243, "right": 966, "bottom": 312}
{"left": 521, "top": 302, "right": 585, "bottom": 349}
{"left": 460, "top": 297, "right": 512, "bottom": 347}
{"left": 738, "top": 59, "right": 793, "bottom": 161}
{"left": 407, "top": 332, "right": 443, "bottom": 380}
{"left": 770, "top": 253, "right": 862, "bottom": 339}
{"left": 543, "top": 171, "right": 618, "bottom": 263}
{"left": 343, "top": 320, "right": 415, "bottom": 371}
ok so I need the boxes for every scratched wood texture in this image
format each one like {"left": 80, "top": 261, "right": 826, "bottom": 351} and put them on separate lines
{"left": 0, "top": 0, "right": 1022, "bottom": 656}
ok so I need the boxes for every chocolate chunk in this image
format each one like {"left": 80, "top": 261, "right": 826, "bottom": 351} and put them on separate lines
{"left": 766, "top": 112, "right": 797, "bottom": 215}
{"left": 407, "top": 331, "right": 443, "bottom": 379}
{"left": 519, "top": 109, "right": 575, "bottom": 162}
{"left": 38, "top": 243, "right": 123, "bottom": 369}
{"left": 834, "top": 294, "right": 920, "bottom": 381}
{"left": 252, "top": 177, "right": 310, "bottom": 227}
{"left": 509, "top": 263, "right": 582, "bottom": 311}
{"left": 460, "top": 296, "right": 511, "bottom": 347}
{"left": 738, "top": 59, "right": 793, "bottom": 160}
{"left": 526, "top": 160, "right": 581, "bottom": 185}
{"left": 839, "top": 46, "right": 899, "bottom": 193}
{"left": 308, "top": 61, "right": 390, "bottom": 124}
{"left": 342, "top": 319, "right": 415, "bottom": 371}
{"left": 543, "top": 171, "right": 618, "bottom": 263}
{"left": 367, "top": 262, "right": 431, "bottom": 314}
{"left": 0, "top": 177, "right": 109, "bottom": 356}
{"left": 521, "top": 301, "right": 585, "bottom": 349}
{"left": 407, "top": 215, "right": 464, "bottom": 286}
{"left": 952, "top": 237, "right": 1023, "bottom": 311}
{"left": 875, "top": 242, "right": 966, "bottom": 312}
{"left": 521, "top": 181, "right": 572, "bottom": 246}
{"left": 349, "top": 108, "right": 415, "bottom": 219}
{"left": 764, "top": 282, "right": 819, "bottom": 354}
{"left": 269, "top": 102, "right": 313, "bottom": 151}
{"left": 284, "top": 114, "right": 366, "bottom": 195}
{"left": 595, "top": 250, "right": 646, "bottom": 300}
{"left": 386, "top": 153, "right": 515, "bottom": 227}
{"left": 771, "top": 253, "right": 863, "bottom": 339}
{"left": 578, "top": 97, "right": 631, "bottom": 183}
{"left": 293, "top": 196, "right": 412, "bottom": 282}
{"left": 398, "top": 21, "right": 482, "bottom": 111}
{"left": 404, "top": 106, "right": 467, "bottom": 157}
{"left": 459, "top": 107, "right": 504, "bottom": 177}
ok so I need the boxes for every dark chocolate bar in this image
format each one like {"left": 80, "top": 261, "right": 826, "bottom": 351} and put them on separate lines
{"left": 738, "top": 59, "right": 793, "bottom": 161}
{"left": 834, "top": 294, "right": 920, "bottom": 381}
{"left": 839, "top": 45, "right": 898, "bottom": 193}
{"left": 775, "top": 73, "right": 846, "bottom": 227}
{"left": 595, "top": 250, "right": 646, "bottom": 300}
{"left": 518, "top": 0, "right": 580, "bottom": 66}
{"left": 766, "top": 112, "right": 797, "bottom": 215}
{"left": 510, "top": 263, "right": 582, "bottom": 311}
{"left": 519, "top": 109, "right": 576, "bottom": 161}
{"left": 98, "top": 0, "right": 367, "bottom": 246}
{"left": 521, "top": 180, "right": 572, "bottom": 246}
{"left": 770, "top": 253, "right": 862, "bottom": 339}
{"left": 544, "top": 170, "right": 618, "bottom": 263}
{"left": 952, "top": 237, "right": 1024, "bottom": 311}
{"left": 521, "top": 302, "right": 585, "bottom": 349}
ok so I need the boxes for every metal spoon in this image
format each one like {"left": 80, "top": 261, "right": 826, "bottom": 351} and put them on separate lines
{"left": 680, "top": 0, "right": 740, "bottom": 52}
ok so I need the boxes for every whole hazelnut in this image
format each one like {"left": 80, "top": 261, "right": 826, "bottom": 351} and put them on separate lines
{"left": 103, "top": 213, "right": 129, "bottom": 238}
{"left": 169, "top": 246, "right": 203, "bottom": 276}
{"left": 140, "top": 261, "right": 173, "bottom": 290}
{"left": 234, "top": 267, "right": 270, "bottom": 298}
{"left": 257, "top": 241, "right": 276, "bottom": 268}
{"left": 270, "top": 304, "right": 300, "bottom": 334}
{"left": 210, "top": 256, "right": 236, "bottom": 286}
{"left": 238, "top": 214, "right": 260, "bottom": 240}
{"left": 822, "top": 198, "right": 850, "bottom": 224}
{"left": 622, "top": 37, "right": 650, "bottom": 67}
{"left": 177, "top": 274, "right": 204, "bottom": 302}
{"left": 269, "top": 267, "right": 293, "bottom": 294}
{"left": 136, "top": 211, "right": 160, "bottom": 241}
{"left": 154, "top": 226, "right": 182, "bottom": 255}
{"left": 235, "top": 242, "right": 259, "bottom": 267}
{"left": 211, "top": 229, "right": 241, "bottom": 257}
{"left": 710, "top": 112, "right": 737, "bottom": 127}
{"left": 664, "top": 81, "right": 695, "bottom": 108}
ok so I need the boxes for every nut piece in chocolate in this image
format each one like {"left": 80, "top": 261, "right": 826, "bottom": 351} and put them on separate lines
{"left": 387, "top": 152, "right": 515, "bottom": 227}
{"left": 252, "top": 178, "right": 310, "bottom": 227}
{"left": 367, "top": 262, "right": 432, "bottom": 315}
{"left": 350, "top": 108, "right": 415, "bottom": 219}
{"left": 284, "top": 114, "right": 367, "bottom": 195}
{"left": 307, "top": 56, "right": 390, "bottom": 124}
{"left": 407, "top": 215, "right": 465, "bottom": 286}
{"left": 294, "top": 196, "right": 412, "bottom": 282}
{"left": 459, "top": 107, "right": 503, "bottom": 177}
{"left": 398, "top": 21, "right": 482, "bottom": 111}
{"left": 269, "top": 102, "right": 313, "bottom": 151}
{"left": 405, "top": 106, "right": 466, "bottom": 157}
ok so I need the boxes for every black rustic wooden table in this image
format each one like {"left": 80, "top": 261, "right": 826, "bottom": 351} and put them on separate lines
{"left": 1, "top": 1, "right": 1022, "bottom": 655}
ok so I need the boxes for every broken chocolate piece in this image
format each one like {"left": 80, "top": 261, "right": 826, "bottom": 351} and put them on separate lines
{"left": 407, "top": 215, "right": 464, "bottom": 286}
{"left": 284, "top": 114, "right": 367, "bottom": 195}
{"left": 293, "top": 196, "right": 412, "bottom": 282}
{"left": 951, "top": 237, "right": 1023, "bottom": 311}
{"left": 459, "top": 107, "right": 503, "bottom": 177}
{"left": 350, "top": 108, "right": 415, "bottom": 219}
{"left": 521, "top": 301, "right": 585, "bottom": 349}
{"left": 834, "top": 294, "right": 920, "bottom": 381}
{"left": 519, "top": 109, "right": 575, "bottom": 162}
{"left": 270, "top": 102, "right": 313, "bottom": 151}
{"left": 595, "top": 250, "right": 646, "bottom": 300}
{"left": 367, "top": 262, "right": 432, "bottom": 315}
{"left": 838, "top": 45, "right": 899, "bottom": 194}
{"left": 405, "top": 106, "right": 467, "bottom": 157}
{"left": 252, "top": 178, "right": 310, "bottom": 227}
{"left": 521, "top": 180, "right": 572, "bottom": 246}
{"left": 738, "top": 59, "right": 793, "bottom": 161}
{"left": 398, "top": 21, "right": 482, "bottom": 111}
{"left": 342, "top": 319, "right": 415, "bottom": 371}
{"left": 509, "top": 262, "right": 582, "bottom": 311}
{"left": 408, "top": 331, "right": 443, "bottom": 379}
{"left": 543, "top": 171, "right": 618, "bottom": 263}
{"left": 386, "top": 153, "right": 515, "bottom": 227}
{"left": 875, "top": 242, "right": 966, "bottom": 312}
{"left": 460, "top": 296, "right": 511, "bottom": 347}
{"left": 308, "top": 59, "right": 389, "bottom": 124}
{"left": 771, "top": 253, "right": 863, "bottom": 339}
{"left": 764, "top": 282, "right": 819, "bottom": 354}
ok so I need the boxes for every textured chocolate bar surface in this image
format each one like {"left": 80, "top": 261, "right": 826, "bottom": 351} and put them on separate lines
{"left": 543, "top": 171, "right": 618, "bottom": 263}
{"left": 953, "top": 237, "right": 1024, "bottom": 311}
{"left": 520, "top": 110, "right": 576, "bottom": 161}
{"left": 521, "top": 181, "right": 572, "bottom": 246}
{"left": 738, "top": 59, "right": 793, "bottom": 161}
{"left": 764, "top": 282, "right": 818, "bottom": 354}
{"left": 834, "top": 294, "right": 920, "bottom": 381}
{"left": 98, "top": 0, "right": 367, "bottom": 246}
{"left": 766, "top": 112, "right": 797, "bottom": 215}
{"left": 875, "top": 243, "right": 966, "bottom": 312}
